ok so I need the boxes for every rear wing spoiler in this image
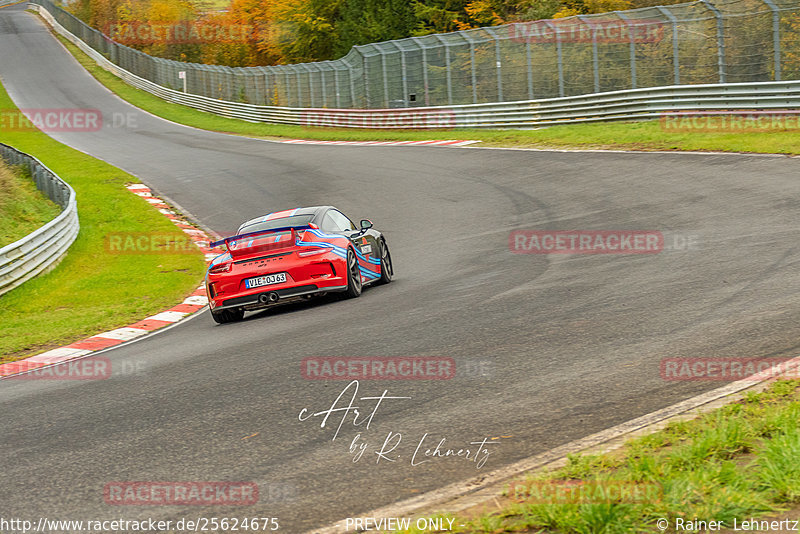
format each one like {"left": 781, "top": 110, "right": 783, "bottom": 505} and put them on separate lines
{"left": 209, "top": 224, "right": 316, "bottom": 249}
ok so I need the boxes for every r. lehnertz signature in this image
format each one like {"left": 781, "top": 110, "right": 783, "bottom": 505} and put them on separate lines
{"left": 298, "top": 380, "right": 498, "bottom": 469}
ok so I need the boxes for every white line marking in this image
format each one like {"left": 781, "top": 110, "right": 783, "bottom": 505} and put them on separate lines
{"left": 145, "top": 311, "right": 189, "bottom": 323}
{"left": 93, "top": 327, "right": 149, "bottom": 341}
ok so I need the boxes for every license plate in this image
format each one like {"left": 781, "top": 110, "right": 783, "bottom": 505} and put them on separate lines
{"left": 245, "top": 272, "right": 287, "bottom": 289}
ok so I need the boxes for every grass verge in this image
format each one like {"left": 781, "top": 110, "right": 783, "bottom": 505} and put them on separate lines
{"left": 0, "top": 160, "right": 61, "bottom": 247}
{"left": 0, "top": 83, "right": 206, "bottom": 362}
{"left": 402, "top": 379, "right": 800, "bottom": 533}
{"left": 47, "top": 24, "right": 800, "bottom": 155}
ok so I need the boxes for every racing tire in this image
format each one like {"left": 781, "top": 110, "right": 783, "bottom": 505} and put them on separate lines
{"left": 343, "top": 248, "right": 362, "bottom": 299}
{"left": 377, "top": 238, "right": 393, "bottom": 285}
{"left": 211, "top": 306, "right": 244, "bottom": 324}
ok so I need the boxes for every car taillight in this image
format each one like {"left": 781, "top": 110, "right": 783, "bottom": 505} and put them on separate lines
{"left": 209, "top": 262, "right": 232, "bottom": 274}
{"left": 298, "top": 248, "right": 328, "bottom": 257}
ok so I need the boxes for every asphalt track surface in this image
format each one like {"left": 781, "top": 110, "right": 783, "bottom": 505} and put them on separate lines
{"left": 3, "top": 3, "right": 800, "bottom": 531}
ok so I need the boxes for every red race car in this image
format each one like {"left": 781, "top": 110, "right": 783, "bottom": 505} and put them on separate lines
{"left": 205, "top": 206, "right": 393, "bottom": 323}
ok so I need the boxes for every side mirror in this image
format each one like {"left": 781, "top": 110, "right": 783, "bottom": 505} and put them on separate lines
{"left": 360, "top": 219, "right": 373, "bottom": 230}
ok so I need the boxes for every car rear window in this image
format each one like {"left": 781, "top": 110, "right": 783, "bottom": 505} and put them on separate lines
{"left": 238, "top": 214, "right": 315, "bottom": 235}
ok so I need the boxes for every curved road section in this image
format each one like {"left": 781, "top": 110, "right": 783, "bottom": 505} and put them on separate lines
{"left": 2, "top": 3, "right": 800, "bottom": 531}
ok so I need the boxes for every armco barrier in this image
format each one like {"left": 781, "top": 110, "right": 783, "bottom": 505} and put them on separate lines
{"left": 0, "top": 144, "right": 79, "bottom": 297}
{"left": 32, "top": 3, "right": 800, "bottom": 129}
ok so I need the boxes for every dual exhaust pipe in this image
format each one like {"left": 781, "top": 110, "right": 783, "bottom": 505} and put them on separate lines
{"left": 258, "top": 292, "right": 279, "bottom": 304}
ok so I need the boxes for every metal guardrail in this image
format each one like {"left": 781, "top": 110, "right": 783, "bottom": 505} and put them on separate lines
{"left": 32, "top": 3, "right": 800, "bottom": 129}
{"left": 0, "top": 144, "right": 79, "bottom": 297}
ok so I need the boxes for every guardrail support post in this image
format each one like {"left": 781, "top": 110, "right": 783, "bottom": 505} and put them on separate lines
{"left": 761, "top": 0, "right": 781, "bottom": 80}
{"left": 701, "top": 0, "right": 726, "bottom": 83}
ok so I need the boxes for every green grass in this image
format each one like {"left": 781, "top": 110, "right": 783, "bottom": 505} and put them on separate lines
{"left": 0, "top": 161, "right": 61, "bottom": 247}
{"left": 0, "top": 83, "right": 206, "bottom": 362}
{"left": 50, "top": 27, "right": 800, "bottom": 155}
{"left": 406, "top": 380, "right": 800, "bottom": 533}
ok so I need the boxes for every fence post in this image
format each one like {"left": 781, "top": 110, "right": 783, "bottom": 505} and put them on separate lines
{"left": 483, "top": 27, "right": 504, "bottom": 102}
{"left": 761, "top": 0, "right": 781, "bottom": 80}
{"left": 333, "top": 63, "right": 341, "bottom": 108}
{"left": 390, "top": 42, "right": 409, "bottom": 106}
{"left": 526, "top": 26, "right": 534, "bottom": 100}
{"left": 616, "top": 12, "right": 637, "bottom": 89}
{"left": 283, "top": 69, "right": 291, "bottom": 107}
{"left": 655, "top": 6, "right": 680, "bottom": 85}
{"left": 577, "top": 16, "right": 600, "bottom": 93}
{"left": 433, "top": 35, "right": 453, "bottom": 105}
{"left": 543, "top": 20, "right": 564, "bottom": 97}
{"left": 410, "top": 37, "right": 431, "bottom": 106}
{"left": 701, "top": 0, "right": 726, "bottom": 83}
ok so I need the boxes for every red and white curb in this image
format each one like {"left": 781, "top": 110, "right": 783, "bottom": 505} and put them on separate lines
{"left": 0, "top": 184, "right": 217, "bottom": 378}
{"left": 280, "top": 139, "right": 480, "bottom": 147}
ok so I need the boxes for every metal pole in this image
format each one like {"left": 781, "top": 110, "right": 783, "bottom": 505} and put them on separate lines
{"left": 483, "top": 28, "right": 504, "bottom": 102}
{"left": 434, "top": 35, "right": 453, "bottom": 105}
{"left": 578, "top": 16, "right": 600, "bottom": 93}
{"left": 284, "top": 69, "right": 291, "bottom": 107}
{"left": 375, "top": 44, "right": 389, "bottom": 107}
{"left": 655, "top": 6, "right": 680, "bottom": 85}
{"left": 360, "top": 48, "right": 371, "bottom": 108}
{"left": 319, "top": 65, "right": 327, "bottom": 108}
{"left": 616, "top": 12, "right": 637, "bottom": 89}
{"left": 526, "top": 29, "right": 534, "bottom": 100}
{"left": 411, "top": 37, "right": 430, "bottom": 106}
{"left": 295, "top": 69, "right": 303, "bottom": 107}
{"left": 333, "top": 64, "right": 341, "bottom": 108}
{"left": 762, "top": 0, "right": 781, "bottom": 80}
{"left": 700, "top": 0, "right": 726, "bottom": 83}
{"left": 457, "top": 32, "right": 478, "bottom": 104}
{"left": 390, "top": 42, "right": 408, "bottom": 106}
{"left": 543, "top": 20, "right": 564, "bottom": 97}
